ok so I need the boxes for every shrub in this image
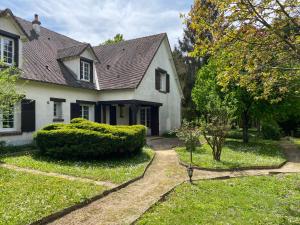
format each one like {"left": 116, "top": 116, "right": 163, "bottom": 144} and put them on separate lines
{"left": 35, "top": 119, "right": 146, "bottom": 159}
{"left": 262, "top": 121, "right": 281, "bottom": 140}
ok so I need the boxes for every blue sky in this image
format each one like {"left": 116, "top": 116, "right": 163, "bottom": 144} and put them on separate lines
{"left": 1, "top": 0, "right": 193, "bottom": 48}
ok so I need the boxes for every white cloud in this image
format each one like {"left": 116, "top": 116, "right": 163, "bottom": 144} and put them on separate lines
{"left": 3, "top": 0, "right": 192, "bottom": 48}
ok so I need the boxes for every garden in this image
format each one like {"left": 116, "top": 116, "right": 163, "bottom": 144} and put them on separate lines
{"left": 0, "top": 119, "right": 153, "bottom": 224}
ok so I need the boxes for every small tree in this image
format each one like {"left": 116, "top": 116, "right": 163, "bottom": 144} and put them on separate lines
{"left": 0, "top": 63, "right": 24, "bottom": 112}
{"left": 175, "top": 120, "right": 201, "bottom": 163}
{"left": 200, "top": 94, "right": 233, "bottom": 161}
{"left": 102, "top": 34, "right": 124, "bottom": 45}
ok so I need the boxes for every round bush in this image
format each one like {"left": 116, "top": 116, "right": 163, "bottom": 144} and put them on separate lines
{"left": 35, "top": 119, "right": 146, "bottom": 159}
{"left": 262, "top": 121, "right": 281, "bottom": 140}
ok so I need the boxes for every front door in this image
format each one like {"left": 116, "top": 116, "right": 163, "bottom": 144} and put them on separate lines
{"left": 140, "top": 107, "right": 151, "bottom": 135}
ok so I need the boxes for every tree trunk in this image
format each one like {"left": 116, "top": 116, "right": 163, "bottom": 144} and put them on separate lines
{"left": 242, "top": 110, "right": 249, "bottom": 143}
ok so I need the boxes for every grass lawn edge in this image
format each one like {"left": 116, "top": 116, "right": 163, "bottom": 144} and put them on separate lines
{"left": 178, "top": 158, "right": 288, "bottom": 172}
{"left": 30, "top": 151, "right": 156, "bottom": 225}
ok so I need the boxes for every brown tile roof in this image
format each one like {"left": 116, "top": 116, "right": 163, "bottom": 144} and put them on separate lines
{"left": 2, "top": 9, "right": 167, "bottom": 91}
{"left": 94, "top": 33, "right": 166, "bottom": 90}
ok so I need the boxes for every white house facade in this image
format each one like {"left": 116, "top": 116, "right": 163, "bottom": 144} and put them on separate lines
{"left": 0, "top": 9, "right": 183, "bottom": 145}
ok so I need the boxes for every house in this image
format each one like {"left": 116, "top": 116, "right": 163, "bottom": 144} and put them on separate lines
{"left": 0, "top": 9, "right": 183, "bottom": 145}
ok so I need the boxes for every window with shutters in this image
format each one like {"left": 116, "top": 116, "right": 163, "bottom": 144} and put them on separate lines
{"left": 0, "top": 105, "right": 16, "bottom": 131}
{"left": 79, "top": 105, "right": 89, "bottom": 120}
{"left": 80, "top": 58, "right": 93, "bottom": 82}
{"left": 155, "top": 68, "right": 170, "bottom": 93}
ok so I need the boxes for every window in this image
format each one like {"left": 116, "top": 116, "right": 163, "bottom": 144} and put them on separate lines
{"left": 80, "top": 105, "right": 89, "bottom": 120}
{"left": 80, "top": 60, "right": 92, "bottom": 81}
{"left": 53, "top": 102, "right": 63, "bottom": 120}
{"left": 0, "top": 105, "right": 15, "bottom": 131}
{"left": 160, "top": 73, "right": 167, "bottom": 92}
{"left": 0, "top": 36, "right": 14, "bottom": 65}
{"left": 155, "top": 68, "right": 170, "bottom": 93}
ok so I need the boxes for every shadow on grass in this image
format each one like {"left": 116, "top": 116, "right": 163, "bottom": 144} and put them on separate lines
{"left": 224, "top": 139, "right": 283, "bottom": 158}
{"left": 1, "top": 148, "right": 152, "bottom": 169}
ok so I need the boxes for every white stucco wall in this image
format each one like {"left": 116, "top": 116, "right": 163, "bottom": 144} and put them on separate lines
{"left": 134, "top": 38, "right": 182, "bottom": 134}
{"left": 0, "top": 81, "right": 98, "bottom": 145}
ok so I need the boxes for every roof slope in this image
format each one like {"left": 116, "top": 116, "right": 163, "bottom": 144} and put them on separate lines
{"left": 94, "top": 33, "right": 166, "bottom": 90}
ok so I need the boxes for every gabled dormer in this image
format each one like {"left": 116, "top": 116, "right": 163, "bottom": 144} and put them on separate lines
{"left": 57, "top": 43, "right": 99, "bottom": 84}
{"left": 0, "top": 9, "right": 29, "bottom": 68}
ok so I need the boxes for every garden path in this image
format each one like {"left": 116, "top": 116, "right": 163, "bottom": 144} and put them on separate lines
{"left": 49, "top": 138, "right": 300, "bottom": 225}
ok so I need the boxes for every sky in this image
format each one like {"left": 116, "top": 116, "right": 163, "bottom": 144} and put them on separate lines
{"left": 1, "top": 0, "right": 193, "bottom": 48}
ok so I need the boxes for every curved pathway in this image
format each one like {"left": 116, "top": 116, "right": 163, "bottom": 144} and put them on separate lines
{"left": 49, "top": 138, "right": 300, "bottom": 225}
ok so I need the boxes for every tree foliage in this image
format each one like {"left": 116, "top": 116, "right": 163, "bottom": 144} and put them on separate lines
{"left": 189, "top": 0, "right": 300, "bottom": 103}
{"left": 0, "top": 64, "right": 24, "bottom": 112}
{"left": 103, "top": 34, "right": 124, "bottom": 45}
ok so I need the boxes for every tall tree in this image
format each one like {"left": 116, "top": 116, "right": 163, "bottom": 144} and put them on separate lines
{"left": 189, "top": 0, "right": 300, "bottom": 103}
{"left": 103, "top": 34, "right": 124, "bottom": 45}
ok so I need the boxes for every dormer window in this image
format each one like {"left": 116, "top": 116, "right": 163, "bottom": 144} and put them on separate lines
{"left": 80, "top": 58, "right": 93, "bottom": 82}
{"left": 0, "top": 36, "right": 15, "bottom": 65}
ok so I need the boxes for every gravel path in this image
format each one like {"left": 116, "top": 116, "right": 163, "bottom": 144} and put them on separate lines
{"left": 49, "top": 149, "right": 186, "bottom": 225}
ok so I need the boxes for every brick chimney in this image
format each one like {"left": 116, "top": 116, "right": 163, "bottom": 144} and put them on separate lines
{"left": 32, "top": 14, "right": 41, "bottom": 36}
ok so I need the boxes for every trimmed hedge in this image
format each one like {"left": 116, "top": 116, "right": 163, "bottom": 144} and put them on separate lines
{"left": 35, "top": 119, "right": 146, "bottom": 159}
{"left": 262, "top": 121, "right": 281, "bottom": 140}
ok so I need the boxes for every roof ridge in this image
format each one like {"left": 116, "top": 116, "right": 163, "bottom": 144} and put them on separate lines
{"left": 15, "top": 15, "right": 83, "bottom": 44}
{"left": 94, "top": 33, "right": 166, "bottom": 48}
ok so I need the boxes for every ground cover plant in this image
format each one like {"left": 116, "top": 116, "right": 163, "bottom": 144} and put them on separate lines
{"left": 0, "top": 167, "right": 106, "bottom": 225}
{"left": 1, "top": 148, "right": 154, "bottom": 184}
{"left": 137, "top": 174, "right": 300, "bottom": 225}
{"left": 176, "top": 138, "right": 286, "bottom": 169}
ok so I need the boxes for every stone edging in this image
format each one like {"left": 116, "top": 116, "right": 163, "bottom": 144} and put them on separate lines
{"left": 179, "top": 160, "right": 288, "bottom": 172}
{"left": 30, "top": 151, "right": 156, "bottom": 225}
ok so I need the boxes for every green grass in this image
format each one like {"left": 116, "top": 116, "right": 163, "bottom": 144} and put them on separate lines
{"left": 0, "top": 167, "right": 106, "bottom": 225}
{"left": 176, "top": 139, "right": 286, "bottom": 169}
{"left": 137, "top": 174, "right": 300, "bottom": 225}
{"left": 1, "top": 148, "right": 154, "bottom": 184}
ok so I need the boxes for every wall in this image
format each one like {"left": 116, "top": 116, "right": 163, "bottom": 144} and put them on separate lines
{"left": 134, "top": 38, "right": 182, "bottom": 134}
{"left": 0, "top": 81, "right": 98, "bottom": 145}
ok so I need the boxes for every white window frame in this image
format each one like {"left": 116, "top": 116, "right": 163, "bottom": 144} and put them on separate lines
{"left": 80, "top": 105, "right": 90, "bottom": 120}
{"left": 0, "top": 36, "right": 14, "bottom": 66}
{"left": 140, "top": 107, "right": 151, "bottom": 128}
{"left": 53, "top": 102, "right": 63, "bottom": 120}
{"left": 0, "top": 105, "right": 17, "bottom": 132}
{"left": 80, "top": 61, "right": 91, "bottom": 81}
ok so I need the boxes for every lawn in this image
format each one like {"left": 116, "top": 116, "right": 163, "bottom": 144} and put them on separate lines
{"left": 137, "top": 174, "right": 300, "bottom": 225}
{"left": 0, "top": 167, "right": 106, "bottom": 225}
{"left": 176, "top": 139, "right": 286, "bottom": 170}
{"left": 0, "top": 148, "right": 154, "bottom": 184}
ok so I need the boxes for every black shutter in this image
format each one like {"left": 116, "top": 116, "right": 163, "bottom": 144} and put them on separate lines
{"left": 80, "top": 61, "right": 83, "bottom": 80}
{"left": 95, "top": 103, "right": 101, "bottom": 123}
{"left": 129, "top": 107, "right": 132, "bottom": 125}
{"left": 90, "top": 62, "right": 93, "bottom": 83}
{"left": 155, "top": 69, "right": 160, "bottom": 90}
{"left": 70, "top": 103, "right": 80, "bottom": 120}
{"left": 21, "top": 99, "right": 35, "bottom": 132}
{"left": 150, "top": 106, "right": 159, "bottom": 136}
{"left": 109, "top": 106, "right": 117, "bottom": 125}
{"left": 14, "top": 39, "right": 19, "bottom": 67}
{"left": 166, "top": 74, "right": 170, "bottom": 93}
